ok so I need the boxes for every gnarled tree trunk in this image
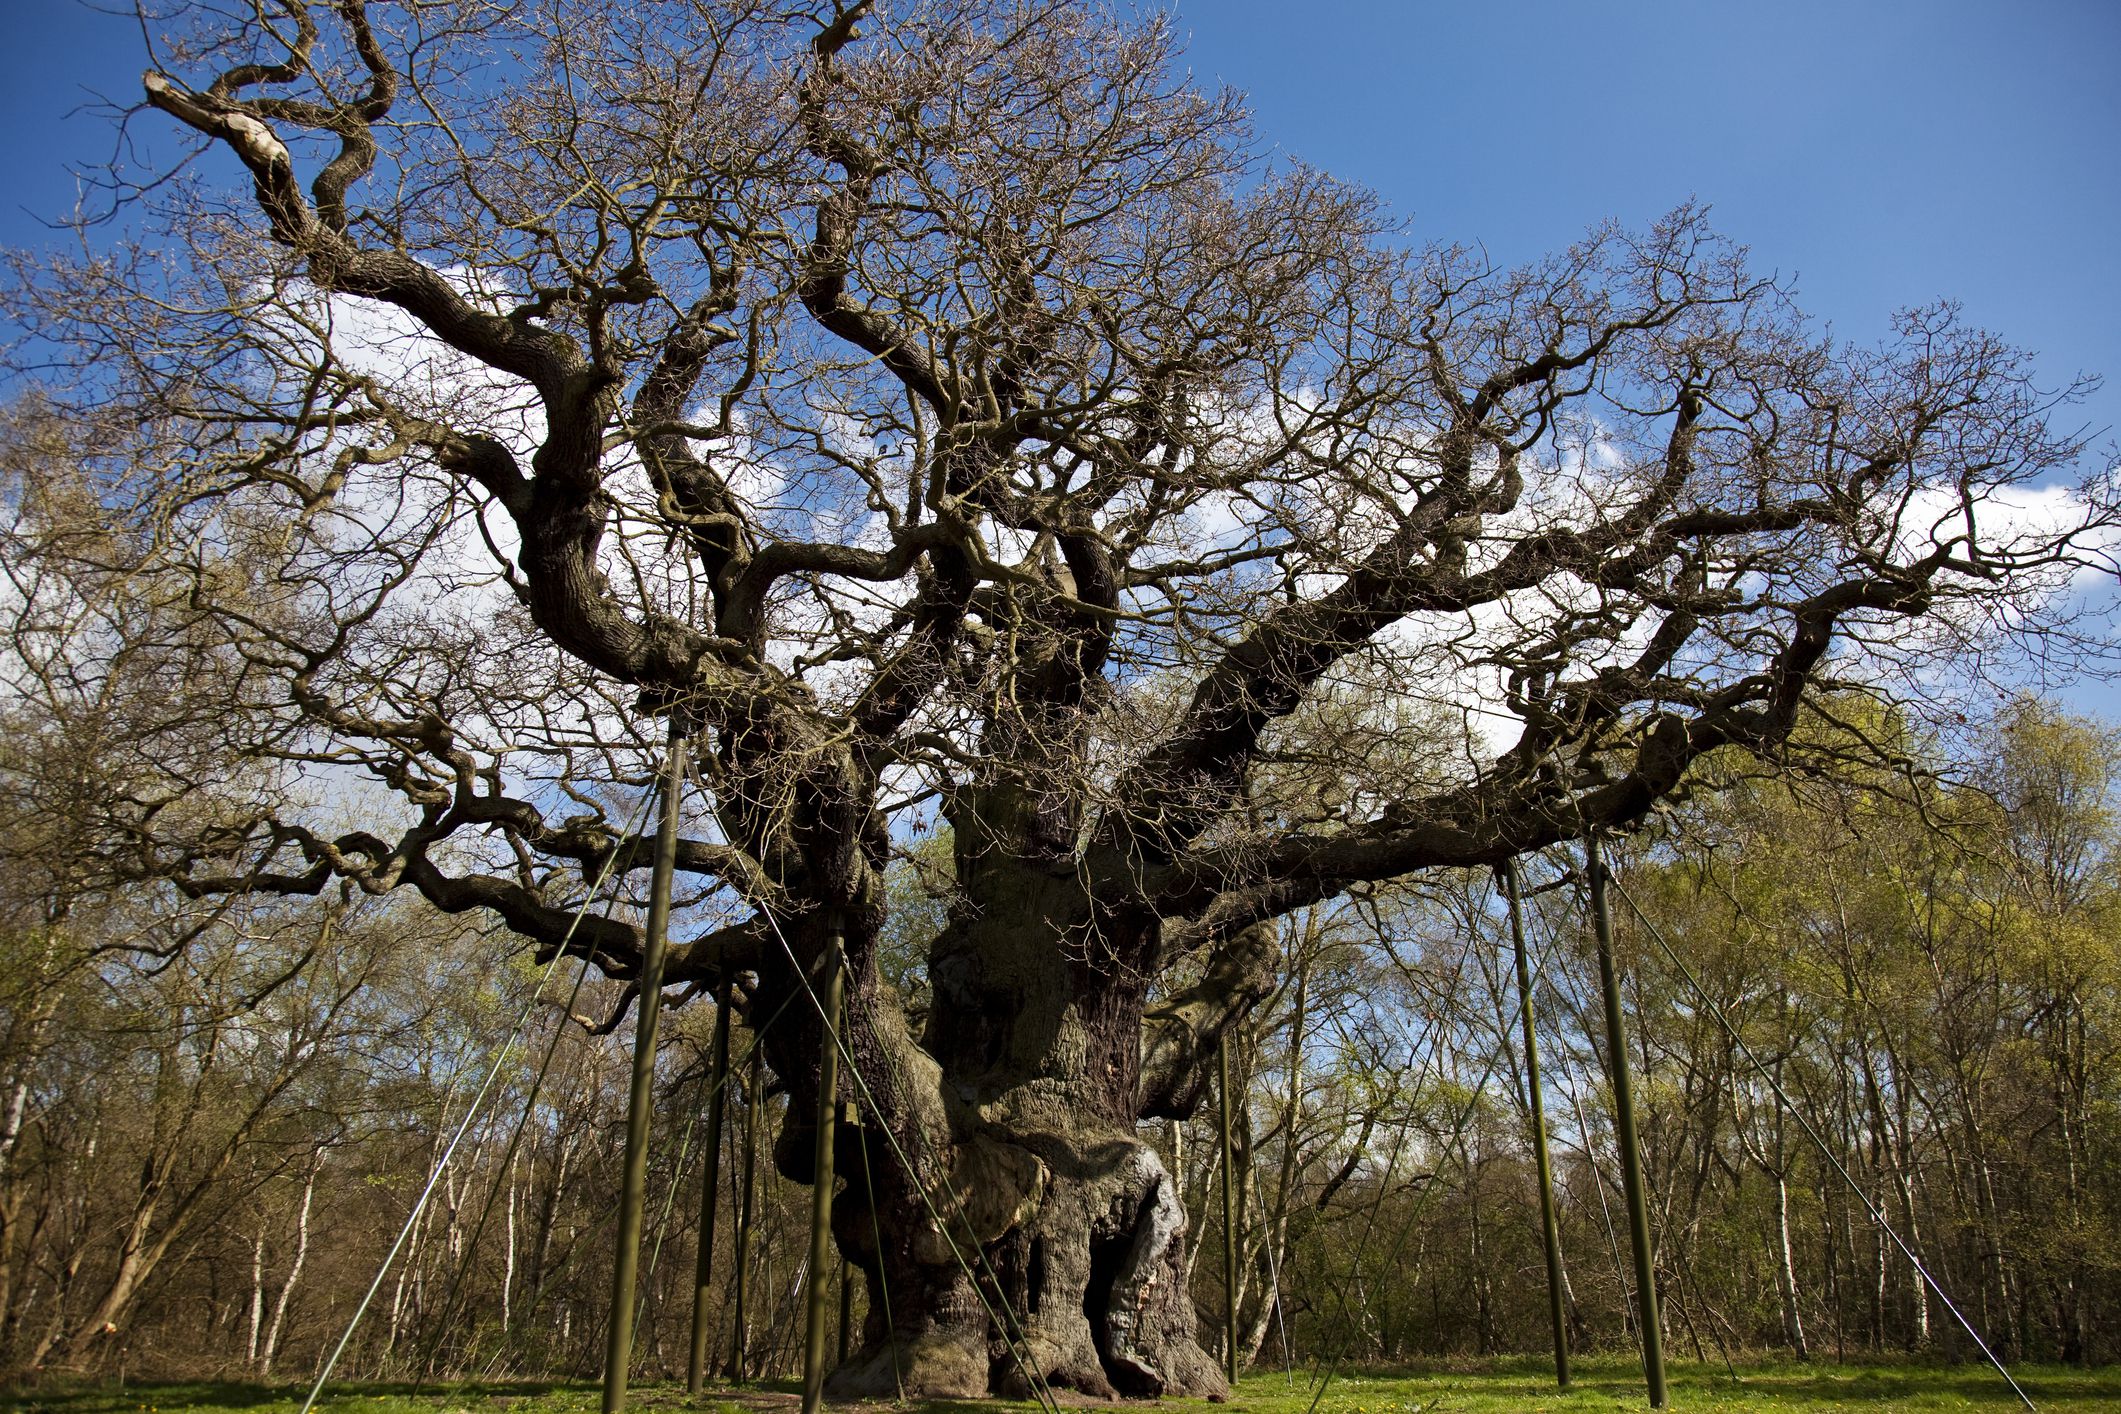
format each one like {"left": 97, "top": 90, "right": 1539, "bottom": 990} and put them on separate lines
{"left": 758, "top": 865, "right": 1235, "bottom": 1400}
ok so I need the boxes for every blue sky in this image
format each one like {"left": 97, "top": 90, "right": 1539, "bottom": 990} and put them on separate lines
{"left": 3, "top": 0, "right": 2117, "bottom": 710}
{"left": 1176, "top": 1, "right": 2119, "bottom": 433}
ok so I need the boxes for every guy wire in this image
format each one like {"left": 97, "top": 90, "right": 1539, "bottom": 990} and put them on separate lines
{"left": 1606, "top": 868, "right": 2037, "bottom": 1412}
{"left": 298, "top": 783, "right": 657, "bottom": 1414}
{"left": 680, "top": 754, "right": 1064, "bottom": 1412}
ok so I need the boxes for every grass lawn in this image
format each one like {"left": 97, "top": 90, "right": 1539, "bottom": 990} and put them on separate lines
{"left": 1209, "top": 1358, "right": 2104, "bottom": 1410}
{"left": 2, "top": 1361, "right": 2112, "bottom": 1414}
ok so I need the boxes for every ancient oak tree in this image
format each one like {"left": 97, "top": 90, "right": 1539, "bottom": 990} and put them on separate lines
{"left": 15, "top": 0, "right": 2114, "bottom": 1397}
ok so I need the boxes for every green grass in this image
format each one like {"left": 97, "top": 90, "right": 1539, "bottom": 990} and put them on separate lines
{"left": 1201, "top": 1357, "right": 2112, "bottom": 1411}
{"left": 4, "top": 1361, "right": 2116, "bottom": 1414}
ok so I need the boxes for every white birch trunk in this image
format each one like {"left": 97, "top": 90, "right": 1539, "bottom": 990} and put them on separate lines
{"left": 260, "top": 1155, "right": 321, "bottom": 1376}
{"left": 246, "top": 1226, "right": 265, "bottom": 1366}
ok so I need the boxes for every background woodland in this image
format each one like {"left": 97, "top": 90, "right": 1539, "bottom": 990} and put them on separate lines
{"left": 1, "top": 691, "right": 2114, "bottom": 1380}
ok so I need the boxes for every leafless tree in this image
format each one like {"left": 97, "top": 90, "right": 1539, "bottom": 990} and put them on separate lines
{"left": 4, "top": 0, "right": 2114, "bottom": 1396}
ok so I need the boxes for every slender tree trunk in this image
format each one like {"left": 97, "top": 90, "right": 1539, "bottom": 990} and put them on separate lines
{"left": 386, "top": 1197, "right": 426, "bottom": 1359}
{"left": 246, "top": 1226, "right": 265, "bottom": 1367}
{"left": 1468, "top": 1171, "right": 1493, "bottom": 1357}
{"left": 0, "top": 1054, "right": 47, "bottom": 1341}
{"left": 1501, "top": 859, "right": 1571, "bottom": 1386}
{"left": 725, "top": 1043, "right": 760, "bottom": 1381}
{"left": 0, "top": 935, "right": 65, "bottom": 1348}
{"left": 1772, "top": 1170, "right": 1808, "bottom": 1359}
{"left": 260, "top": 1154, "right": 321, "bottom": 1376}
{"left": 502, "top": 1156, "right": 518, "bottom": 1337}
{"left": 524, "top": 1126, "right": 578, "bottom": 1318}
{"left": 1218, "top": 1038, "right": 1240, "bottom": 1380}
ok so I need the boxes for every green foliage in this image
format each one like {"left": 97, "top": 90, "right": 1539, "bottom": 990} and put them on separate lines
{"left": 875, "top": 829, "right": 955, "bottom": 1002}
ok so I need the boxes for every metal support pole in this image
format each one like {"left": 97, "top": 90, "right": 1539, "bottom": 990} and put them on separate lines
{"left": 1587, "top": 836, "right": 1668, "bottom": 1408}
{"left": 1502, "top": 857, "right": 1571, "bottom": 1390}
{"left": 726, "top": 1037, "right": 761, "bottom": 1381}
{"left": 801, "top": 938, "right": 845, "bottom": 1414}
{"left": 687, "top": 985, "right": 734, "bottom": 1392}
{"left": 1219, "top": 1035, "right": 1240, "bottom": 1386}
{"left": 602, "top": 719, "right": 686, "bottom": 1414}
